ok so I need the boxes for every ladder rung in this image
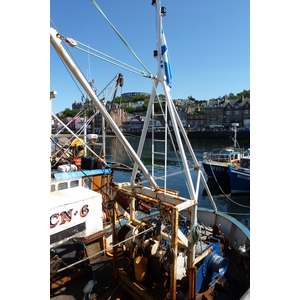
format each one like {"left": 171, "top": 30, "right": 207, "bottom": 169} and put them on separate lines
{"left": 153, "top": 163, "right": 165, "bottom": 168}
{"left": 153, "top": 139, "right": 165, "bottom": 142}
{"left": 153, "top": 151, "right": 165, "bottom": 155}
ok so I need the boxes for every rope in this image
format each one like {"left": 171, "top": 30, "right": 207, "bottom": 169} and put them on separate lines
{"left": 191, "top": 224, "right": 202, "bottom": 243}
{"left": 90, "top": 0, "right": 152, "bottom": 77}
{"left": 191, "top": 223, "right": 203, "bottom": 253}
{"left": 208, "top": 163, "right": 250, "bottom": 209}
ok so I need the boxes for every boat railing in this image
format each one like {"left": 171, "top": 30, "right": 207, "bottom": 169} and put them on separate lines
{"left": 203, "top": 151, "right": 237, "bottom": 163}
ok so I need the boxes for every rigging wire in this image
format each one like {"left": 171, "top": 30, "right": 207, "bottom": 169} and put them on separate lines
{"left": 50, "top": 18, "right": 87, "bottom": 97}
{"left": 97, "top": 73, "right": 117, "bottom": 98}
{"left": 90, "top": 0, "right": 152, "bottom": 77}
{"left": 150, "top": 77, "right": 192, "bottom": 198}
{"left": 75, "top": 42, "right": 149, "bottom": 78}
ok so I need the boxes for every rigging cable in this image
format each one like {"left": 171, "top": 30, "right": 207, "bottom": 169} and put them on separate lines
{"left": 50, "top": 18, "right": 87, "bottom": 97}
{"left": 90, "top": 0, "right": 152, "bottom": 78}
{"left": 75, "top": 42, "right": 148, "bottom": 77}
{"left": 151, "top": 79, "right": 192, "bottom": 199}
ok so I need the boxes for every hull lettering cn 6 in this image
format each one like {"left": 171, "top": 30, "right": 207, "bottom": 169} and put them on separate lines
{"left": 50, "top": 205, "right": 89, "bottom": 229}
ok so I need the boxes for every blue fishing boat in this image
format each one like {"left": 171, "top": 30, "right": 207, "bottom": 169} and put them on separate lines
{"left": 202, "top": 147, "right": 241, "bottom": 179}
{"left": 228, "top": 153, "right": 250, "bottom": 194}
{"left": 202, "top": 124, "right": 244, "bottom": 180}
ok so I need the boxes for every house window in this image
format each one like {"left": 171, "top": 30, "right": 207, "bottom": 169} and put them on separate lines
{"left": 235, "top": 110, "right": 239, "bottom": 115}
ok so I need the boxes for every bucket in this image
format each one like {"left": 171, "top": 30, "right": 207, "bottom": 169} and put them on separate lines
{"left": 134, "top": 256, "right": 148, "bottom": 282}
{"left": 72, "top": 156, "right": 81, "bottom": 170}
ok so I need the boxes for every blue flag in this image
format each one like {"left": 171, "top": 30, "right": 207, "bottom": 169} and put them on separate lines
{"left": 161, "top": 26, "right": 172, "bottom": 88}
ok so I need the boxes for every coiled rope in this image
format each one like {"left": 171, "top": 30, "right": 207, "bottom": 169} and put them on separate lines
{"left": 191, "top": 223, "right": 203, "bottom": 253}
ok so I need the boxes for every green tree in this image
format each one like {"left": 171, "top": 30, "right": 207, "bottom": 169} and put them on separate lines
{"left": 200, "top": 103, "right": 206, "bottom": 113}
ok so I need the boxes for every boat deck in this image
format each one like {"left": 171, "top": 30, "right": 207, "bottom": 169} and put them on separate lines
{"left": 50, "top": 254, "right": 129, "bottom": 300}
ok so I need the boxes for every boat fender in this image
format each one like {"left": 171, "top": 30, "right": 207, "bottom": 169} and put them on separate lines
{"left": 83, "top": 279, "right": 97, "bottom": 296}
{"left": 69, "top": 164, "right": 78, "bottom": 172}
{"left": 57, "top": 164, "right": 71, "bottom": 172}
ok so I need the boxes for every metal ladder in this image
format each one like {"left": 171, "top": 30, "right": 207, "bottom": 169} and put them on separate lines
{"left": 151, "top": 96, "right": 168, "bottom": 192}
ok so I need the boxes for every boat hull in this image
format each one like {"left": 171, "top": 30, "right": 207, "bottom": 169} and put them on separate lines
{"left": 202, "top": 162, "right": 230, "bottom": 179}
{"left": 228, "top": 165, "right": 250, "bottom": 194}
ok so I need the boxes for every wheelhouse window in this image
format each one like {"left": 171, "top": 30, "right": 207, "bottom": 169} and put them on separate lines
{"left": 58, "top": 182, "right": 68, "bottom": 190}
{"left": 83, "top": 177, "right": 92, "bottom": 189}
{"left": 70, "top": 180, "right": 79, "bottom": 188}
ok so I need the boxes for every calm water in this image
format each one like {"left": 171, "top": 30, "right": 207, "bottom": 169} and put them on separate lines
{"left": 97, "top": 136, "right": 250, "bottom": 230}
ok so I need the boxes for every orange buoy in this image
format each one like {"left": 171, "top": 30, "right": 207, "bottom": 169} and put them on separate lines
{"left": 72, "top": 156, "right": 81, "bottom": 170}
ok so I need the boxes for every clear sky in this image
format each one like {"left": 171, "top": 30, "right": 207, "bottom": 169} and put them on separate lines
{"left": 50, "top": 0, "right": 250, "bottom": 114}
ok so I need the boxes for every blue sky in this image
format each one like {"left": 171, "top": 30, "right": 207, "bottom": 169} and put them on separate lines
{"left": 50, "top": 0, "right": 250, "bottom": 114}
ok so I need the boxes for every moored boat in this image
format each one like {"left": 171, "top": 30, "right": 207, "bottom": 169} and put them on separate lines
{"left": 202, "top": 124, "right": 245, "bottom": 180}
{"left": 228, "top": 153, "right": 250, "bottom": 194}
{"left": 202, "top": 147, "right": 241, "bottom": 179}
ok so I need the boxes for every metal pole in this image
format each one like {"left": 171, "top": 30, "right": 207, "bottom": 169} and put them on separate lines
{"left": 130, "top": 80, "right": 158, "bottom": 185}
{"left": 170, "top": 207, "right": 178, "bottom": 299}
{"left": 52, "top": 113, "right": 105, "bottom": 164}
{"left": 84, "top": 105, "right": 87, "bottom": 157}
{"left": 50, "top": 28, "right": 158, "bottom": 190}
{"left": 161, "top": 79, "right": 196, "bottom": 200}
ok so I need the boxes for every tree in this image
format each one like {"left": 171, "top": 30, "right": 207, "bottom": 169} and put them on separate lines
{"left": 200, "top": 103, "right": 206, "bottom": 113}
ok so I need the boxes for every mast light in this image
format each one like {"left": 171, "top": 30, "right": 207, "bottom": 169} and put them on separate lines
{"left": 161, "top": 7, "right": 166, "bottom": 16}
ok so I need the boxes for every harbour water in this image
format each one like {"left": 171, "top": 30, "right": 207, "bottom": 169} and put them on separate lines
{"left": 100, "top": 136, "right": 250, "bottom": 230}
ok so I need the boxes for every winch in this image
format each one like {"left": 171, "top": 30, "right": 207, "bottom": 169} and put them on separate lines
{"left": 117, "top": 215, "right": 228, "bottom": 296}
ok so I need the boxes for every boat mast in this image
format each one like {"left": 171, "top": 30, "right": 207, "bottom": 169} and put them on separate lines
{"left": 50, "top": 28, "right": 159, "bottom": 189}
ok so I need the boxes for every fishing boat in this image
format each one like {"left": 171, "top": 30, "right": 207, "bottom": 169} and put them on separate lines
{"left": 228, "top": 152, "right": 250, "bottom": 194}
{"left": 202, "top": 124, "right": 244, "bottom": 180}
{"left": 50, "top": 1, "right": 250, "bottom": 299}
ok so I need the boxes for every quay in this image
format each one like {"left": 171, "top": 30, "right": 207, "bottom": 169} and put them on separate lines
{"left": 56, "top": 130, "right": 250, "bottom": 141}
